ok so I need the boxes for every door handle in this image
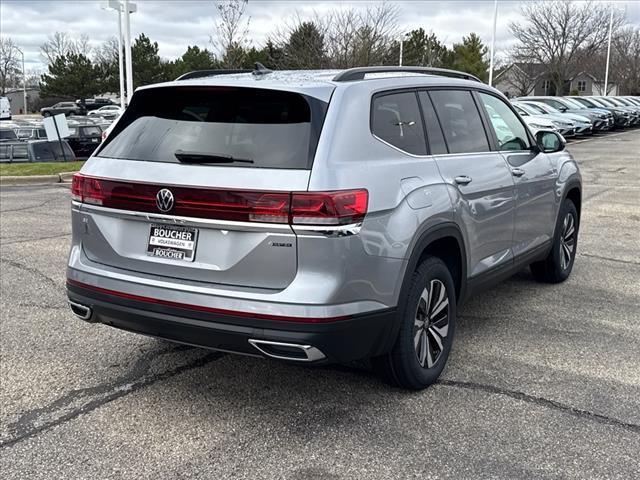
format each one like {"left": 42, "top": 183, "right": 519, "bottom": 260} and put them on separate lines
{"left": 454, "top": 175, "right": 472, "bottom": 185}
{"left": 511, "top": 168, "right": 525, "bottom": 177}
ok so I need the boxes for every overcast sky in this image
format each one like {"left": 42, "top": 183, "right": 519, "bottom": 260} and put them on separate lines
{"left": 2, "top": 0, "right": 639, "bottom": 71}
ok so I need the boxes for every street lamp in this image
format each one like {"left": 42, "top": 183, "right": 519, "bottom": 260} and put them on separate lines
{"left": 14, "top": 46, "right": 27, "bottom": 114}
{"left": 399, "top": 32, "right": 410, "bottom": 67}
{"left": 102, "top": 0, "right": 136, "bottom": 107}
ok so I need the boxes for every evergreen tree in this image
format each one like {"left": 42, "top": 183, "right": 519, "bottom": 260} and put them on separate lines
{"left": 452, "top": 33, "right": 490, "bottom": 81}
{"left": 40, "top": 53, "right": 99, "bottom": 99}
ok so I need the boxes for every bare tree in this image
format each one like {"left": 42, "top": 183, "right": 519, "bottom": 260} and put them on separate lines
{"left": 612, "top": 26, "right": 640, "bottom": 95}
{"left": 510, "top": 1, "right": 625, "bottom": 95}
{"left": 0, "top": 36, "right": 21, "bottom": 95}
{"left": 40, "top": 32, "right": 92, "bottom": 65}
{"left": 501, "top": 50, "right": 542, "bottom": 97}
{"left": 211, "top": 0, "right": 251, "bottom": 68}
{"left": 323, "top": 3, "right": 399, "bottom": 68}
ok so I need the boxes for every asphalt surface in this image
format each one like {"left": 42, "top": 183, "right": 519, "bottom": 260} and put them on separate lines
{"left": 1, "top": 131, "right": 639, "bottom": 479}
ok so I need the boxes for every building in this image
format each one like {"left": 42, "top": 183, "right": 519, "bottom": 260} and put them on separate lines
{"left": 3, "top": 87, "right": 40, "bottom": 114}
{"left": 494, "top": 64, "right": 619, "bottom": 98}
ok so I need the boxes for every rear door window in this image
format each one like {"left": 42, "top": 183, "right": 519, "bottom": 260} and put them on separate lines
{"left": 418, "top": 91, "right": 447, "bottom": 154}
{"left": 98, "top": 87, "right": 328, "bottom": 169}
{"left": 429, "top": 90, "right": 490, "bottom": 154}
{"left": 371, "top": 91, "right": 427, "bottom": 155}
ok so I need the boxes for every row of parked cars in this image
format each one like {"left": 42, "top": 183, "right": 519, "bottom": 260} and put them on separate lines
{"left": 508, "top": 95, "right": 640, "bottom": 139}
{"left": 40, "top": 98, "right": 122, "bottom": 119}
{"left": 0, "top": 116, "right": 114, "bottom": 163}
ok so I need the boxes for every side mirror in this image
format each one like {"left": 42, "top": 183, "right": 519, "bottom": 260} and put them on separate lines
{"left": 535, "top": 130, "right": 565, "bottom": 153}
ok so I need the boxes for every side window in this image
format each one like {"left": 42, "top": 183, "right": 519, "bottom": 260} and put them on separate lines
{"left": 418, "top": 92, "right": 447, "bottom": 154}
{"left": 478, "top": 92, "right": 530, "bottom": 151}
{"left": 371, "top": 91, "right": 426, "bottom": 155}
{"left": 546, "top": 99, "right": 566, "bottom": 110}
{"left": 429, "top": 90, "right": 490, "bottom": 154}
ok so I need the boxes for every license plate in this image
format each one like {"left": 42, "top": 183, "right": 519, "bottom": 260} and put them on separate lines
{"left": 147, "top": 224, "right": 198, "bottom": 262}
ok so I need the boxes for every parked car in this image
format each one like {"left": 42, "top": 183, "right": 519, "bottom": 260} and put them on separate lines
{"left": 1, "top": 96, "right": 11, "bottom": 120}
{"left": 0, "top": 139, "right": 75, "bottom": 163}
{"left": 592, "top": 97, "right": 640, "bottom": 126}
{"left": 87, "top": 105, "right": 122, "bottom": 119}
{"left": 41, "top": 102, "right": 87, "bottom": 117}
{"left": 66, "top": 124, "right": 103, "bottom": 157}
{"left": 512, "top": 101, "right": 578, "bottom": 137}
{"left": 80, "top": 98, "right": 116, "bottom": 112}
{"left": 558, "top": 96, "right": 629, "bottom": 128}
{"left": 517, "top": 96, "right": 608, "bottom": 132}
{"left": 510, "top": 102, "right": 562, "bottom": 135}
{"left": 0, "top": 127, "right": 19, "bottom": 141}
{"left": 15, "top": 126, "right": 48, "bottom": 140}
{"left": 67, "top": 66, "right": 582, "bottom": 390}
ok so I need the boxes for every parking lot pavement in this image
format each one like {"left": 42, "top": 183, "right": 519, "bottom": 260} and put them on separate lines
{"left": 1, "top": 131, "right": 639, "bottom": 479}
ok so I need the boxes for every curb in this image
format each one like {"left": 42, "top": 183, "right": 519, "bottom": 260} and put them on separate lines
{"left": 0, "top": 171, "right": 78, "bottom": 186}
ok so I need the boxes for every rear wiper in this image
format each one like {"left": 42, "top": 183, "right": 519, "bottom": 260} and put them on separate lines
{"left": 174, "top": 150, "right": 254, "bottom": 164}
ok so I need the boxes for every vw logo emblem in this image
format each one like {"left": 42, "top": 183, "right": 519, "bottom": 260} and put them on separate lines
{"left": 156, "top": 189, "right": 174, "bottom": 213}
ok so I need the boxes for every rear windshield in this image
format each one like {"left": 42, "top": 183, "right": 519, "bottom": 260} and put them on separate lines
{"left": 97, "top": 86, "right": 329, "bottom": 169}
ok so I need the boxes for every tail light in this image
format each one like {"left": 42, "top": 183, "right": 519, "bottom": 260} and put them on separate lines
{"left": 71, "top": 174, "right": 368, "bottom": 226}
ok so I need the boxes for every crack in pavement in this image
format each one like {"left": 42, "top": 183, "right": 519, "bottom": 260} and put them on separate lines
{"left": 437, "top": 379, "right": 640, "bottom": 434}
{"left": 0, "top": 196, "right": 64, "bottom": 214}
{"left": 578, "top": 253, "right": 640, "bottom": 266}
{"left": 0, "top": 345, "right": 222, "bottom": 449}
{"left": 1, "top": 232, "right": 71, "bottom": 246}
{"left": 0, "top": 257, "right": 62, "bottom": 291}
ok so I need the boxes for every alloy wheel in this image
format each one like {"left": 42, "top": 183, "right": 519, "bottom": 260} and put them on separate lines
{"left": 560, "top": 212, "right": 576, "bottom": 270}
{"left": 413, "top": 279, "right": 450, "bottom": 368}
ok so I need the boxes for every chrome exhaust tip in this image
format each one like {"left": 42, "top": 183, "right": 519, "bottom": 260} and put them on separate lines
{"left": 68, "top": 300, "right": 93, "bottom": 321}
{"left": 248, "top": 339, "right": 326, "bottom": 362}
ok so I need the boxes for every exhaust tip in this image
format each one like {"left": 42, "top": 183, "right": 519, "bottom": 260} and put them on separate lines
{"left": 68, "top": 300, "right": 93, "bottom": 321}
{"left": 248, "top": 339, "right": 326, "bottom": 362}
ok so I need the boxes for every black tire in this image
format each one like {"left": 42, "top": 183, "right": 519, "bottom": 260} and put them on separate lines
{"left": 373, "top": 256, "right": 456, "bottom": 390}
{"left": 530, "top": 199, "right": 578, "bottom": 283}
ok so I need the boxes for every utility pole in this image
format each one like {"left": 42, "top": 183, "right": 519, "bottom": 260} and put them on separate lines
{"left": 399, "top": 37, "right": 403, "bottom": 67}
{"left": 15, "top": 46, "right": 27, "bottom": 114}
{"left": 603, "top": 5, "right": 614, "bottom": 96}
{"left": 488, "top": 0, "right": 498, "bottom": 86}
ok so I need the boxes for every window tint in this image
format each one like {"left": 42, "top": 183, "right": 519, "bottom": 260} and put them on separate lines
{"left": 429, "top": 90, "right": 489, "bottom": 154}
{"left": 99, "top": 87, "right": 325, "bottom": 169}
{"left": 81, "top": 126, "right": 102, "bottom": 136}
{"left": 418, "top": 92, "right": 447, "bottom": 154}
{"left": 478, "top": 93, "right": 530, "bottom": 151}
{"left": 372, "top": 92, "right": 426, "bottom": 155}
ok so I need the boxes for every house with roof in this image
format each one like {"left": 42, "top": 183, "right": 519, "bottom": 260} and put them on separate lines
{"left": 494, "top": 63, "right": 619, "bottom": 98}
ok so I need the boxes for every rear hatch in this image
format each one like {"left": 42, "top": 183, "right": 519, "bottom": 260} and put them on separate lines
{"left": 76, "top": 84, "right": 331, "bottom": 290}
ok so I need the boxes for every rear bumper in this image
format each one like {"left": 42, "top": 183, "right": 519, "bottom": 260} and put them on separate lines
{"left": 67, "top": 281, "right": 397, "bottom": 364}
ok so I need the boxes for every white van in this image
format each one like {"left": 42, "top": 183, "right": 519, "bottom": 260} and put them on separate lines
{"left": 0, "top": 96, "right": 11, "bottom": 120}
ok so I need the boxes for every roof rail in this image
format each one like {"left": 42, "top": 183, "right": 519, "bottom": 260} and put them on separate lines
{"left": 176, "top": 69, "right": 251, "bottom": 81}
{"left": 332, "top": 66, "right": 482, "bottom": 83}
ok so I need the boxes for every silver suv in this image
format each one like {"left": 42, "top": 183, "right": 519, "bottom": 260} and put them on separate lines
{"left": 66, "top": 66, "right": 582, "bottom": 389}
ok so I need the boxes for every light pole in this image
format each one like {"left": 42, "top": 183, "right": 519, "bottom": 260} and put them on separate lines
{"left": 123, "top": 0, "right": 136, "bottom": 106}
{"left": 15, "top": 46, "right": 27, "bottom": 114}
{"left": 603, "top": 5, "right": 614, "bottom": 96}
{"left": 399, "top": 32, "right": 410, "bottom": 67}
{"left": 488, "top": 0, "right": 498, "bottom": 86}
{"left": 103, "top": 0, "right": 125, "bottom": 109}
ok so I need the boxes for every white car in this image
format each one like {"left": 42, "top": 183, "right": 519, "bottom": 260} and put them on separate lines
{"left": 87, "top": 105, "right": 122, "bottom": 118}
{"left": 1, "top": 96, "right": 11, "bottom": 120}
{"left": 511, "top": 103, "right": 560, "bottom": 135}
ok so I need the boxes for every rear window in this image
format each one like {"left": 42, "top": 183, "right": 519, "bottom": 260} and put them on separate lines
{"left": 81, "top": 126, "right": 102, "bottom": 136}
{"left": 98, "top": 86, "right": 328, "bottom": 169}
{"left": 0, "top": 129, "right": 17, "bottom": 140}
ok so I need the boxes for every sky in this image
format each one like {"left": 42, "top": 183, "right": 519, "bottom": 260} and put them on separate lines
{"left": 1, "top": 0, "right": 639, "bottom": 72}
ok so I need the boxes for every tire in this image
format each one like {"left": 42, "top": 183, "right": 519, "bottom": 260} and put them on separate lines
{"left": 373, "top": 256, "right": 456, "bottom": 390}
{"left": 530, "top": 199, "right": 578, "bottom": 283}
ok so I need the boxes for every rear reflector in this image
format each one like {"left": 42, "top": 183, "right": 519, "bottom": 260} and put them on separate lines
{"left": 71, "top": 174, "right": 367, "bottom": 226}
